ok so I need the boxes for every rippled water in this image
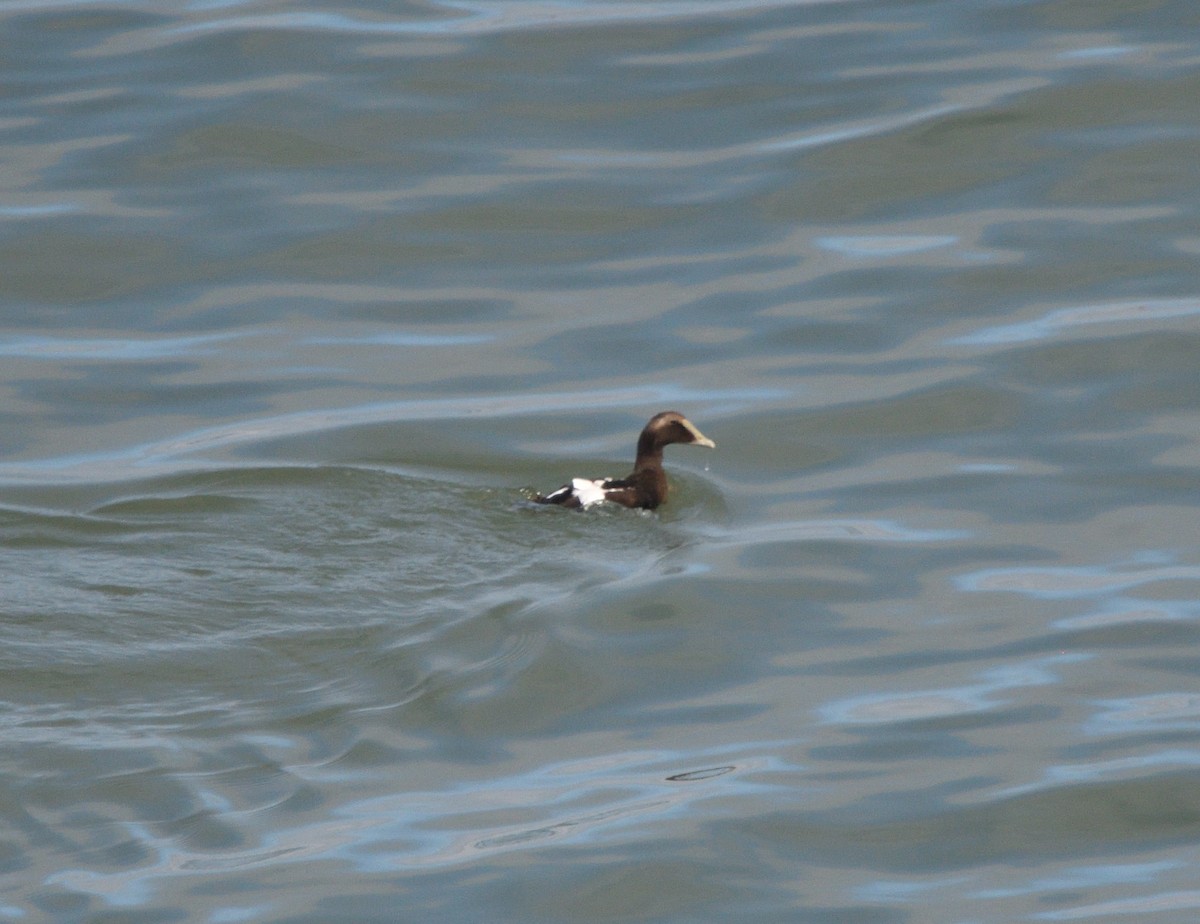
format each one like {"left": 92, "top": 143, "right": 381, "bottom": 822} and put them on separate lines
{"left": 4, "top": 0, "right": 1200, "bottom": 920}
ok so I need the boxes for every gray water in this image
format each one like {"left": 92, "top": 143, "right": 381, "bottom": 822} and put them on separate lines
{"left": 4, "top": 1, "right": 1200, "bottom": 921}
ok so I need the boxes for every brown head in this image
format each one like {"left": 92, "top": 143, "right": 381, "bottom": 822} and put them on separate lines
{"left": 634, "top": 411, "right": 715, "bottom": 469}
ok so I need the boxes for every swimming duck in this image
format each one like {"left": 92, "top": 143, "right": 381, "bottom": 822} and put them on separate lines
{"left": 535, "top": 410, "right": 715, "bottom": 510}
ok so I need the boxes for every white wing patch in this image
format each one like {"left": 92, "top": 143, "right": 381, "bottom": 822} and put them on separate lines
{"left": 571, "top": 477, "right": 609, "bottom": 508}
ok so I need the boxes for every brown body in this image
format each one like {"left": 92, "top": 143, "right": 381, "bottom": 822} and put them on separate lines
{"left": 535, "top": 411, "right": 715, "bottom": 510}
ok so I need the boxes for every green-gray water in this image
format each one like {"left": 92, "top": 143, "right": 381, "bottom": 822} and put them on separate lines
{"left": 4, "top": 1, "right": 1200, "bottom": 921}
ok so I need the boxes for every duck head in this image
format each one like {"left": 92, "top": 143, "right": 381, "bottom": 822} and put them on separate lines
{"left": 635, "top": 411, "right": 715, "bottom": 464}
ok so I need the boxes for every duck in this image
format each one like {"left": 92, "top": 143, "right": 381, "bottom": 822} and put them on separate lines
{"left": 534, "top": 410, "right": 715, "bottom": 510}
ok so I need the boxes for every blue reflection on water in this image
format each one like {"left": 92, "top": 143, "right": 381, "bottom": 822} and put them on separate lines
{"left": 817, "top": 654, "right": 1089, "bottom": 727}
{"left": 45, "top": 743, "right": 796, "bottom": 906}
{"left": 953, "top": 297, "right": 1200, "bottom": 346}
{"left": 0, "top": 333, "right": 241, "bottom": 360}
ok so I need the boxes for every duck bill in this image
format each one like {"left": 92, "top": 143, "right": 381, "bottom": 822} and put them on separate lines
{"left": 682, "top": 420, "right": 715, "bottom": 448}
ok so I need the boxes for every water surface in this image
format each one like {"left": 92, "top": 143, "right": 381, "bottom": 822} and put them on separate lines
{"left": 4, "top": 0, "right": 1200, "bottom": 920}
